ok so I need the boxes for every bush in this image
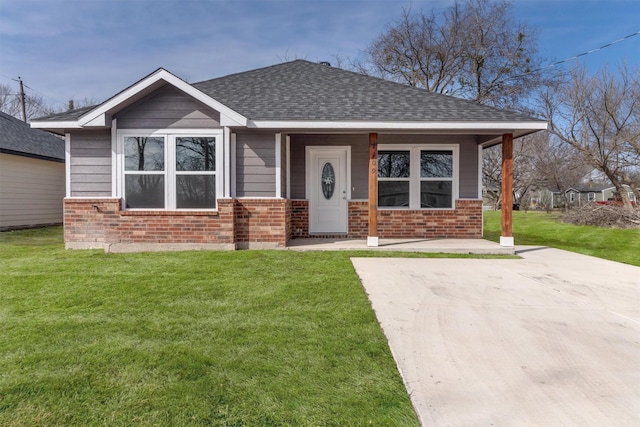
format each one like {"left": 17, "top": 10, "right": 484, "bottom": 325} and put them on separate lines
{"left": 562, "top": 203, "right": 640, "bottom": 229}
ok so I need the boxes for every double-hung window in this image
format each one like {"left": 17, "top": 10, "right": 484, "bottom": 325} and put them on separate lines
{"left": 120, "top": 131, "right": 222, "bottom": 210}
{"left": 378, "top": 145, "right": 458, "bottom": 209}
{"left": 175, "top": 137, "right": 217, "bottom": 209}
{"left": 378, "top": 151, "right": 411, "bottom": 207}
{"left": 124, "top": 136, "right": 166, "bottom": 208}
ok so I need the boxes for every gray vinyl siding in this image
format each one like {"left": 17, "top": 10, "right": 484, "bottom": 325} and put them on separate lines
{"left": 289, "top": 134, "right": 480, "bottom": 200}
{"left": 69, "top": 130, "right": 112, "bottom": 197}
{"left": 235, "top": 131, "right": 276, "bottom": 197}
{"left": 116, "top": 85, "right": 221, "bottom": 129}
{"left": 458, "top": 141, "right": 479, "bottom": 198}
{"left": 0, "top": 153, "right": 65, "bottom": 229}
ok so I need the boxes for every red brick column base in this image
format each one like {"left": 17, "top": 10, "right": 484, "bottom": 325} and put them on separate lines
{"left": 234, "top": 199, "right": 288, "bottom": 249}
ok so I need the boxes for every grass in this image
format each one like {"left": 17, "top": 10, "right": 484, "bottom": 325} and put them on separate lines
{"left": 0, "top": 228, "right": 428, "bottom": 426}
{"left": 5, "top": 216, "right": 632, "bottom": 425}
{"left": 483, "top": 210, "right": 640, "bottom": 266}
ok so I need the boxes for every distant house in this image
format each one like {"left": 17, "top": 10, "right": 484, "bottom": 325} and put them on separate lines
{"left": 0, "top": 112, "right": 65, "bottom": 230}
{"left": 31, "top": 60, "right": 546, "bottom": 251}
{"left": 564, "top": 185, "right": 637, "bottom": 207}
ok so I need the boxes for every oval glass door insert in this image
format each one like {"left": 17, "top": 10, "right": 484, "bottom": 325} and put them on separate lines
{"left": 321, "top": 162, "right": 335, "bottom": 200}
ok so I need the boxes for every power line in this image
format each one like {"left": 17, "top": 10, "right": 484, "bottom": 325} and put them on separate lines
{"left": 548, "top": 30, "right": 640, "bottom": 67}
{"left": 507, "top": 30, "right": 640, "bottom": 81}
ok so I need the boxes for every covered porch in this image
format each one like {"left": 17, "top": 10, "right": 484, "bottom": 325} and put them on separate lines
{"left": 284, "top": 131, "right": 517, "bottom": 248}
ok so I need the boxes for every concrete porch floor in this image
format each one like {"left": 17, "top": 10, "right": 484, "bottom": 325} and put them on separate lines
{"left": 286, "top": 238, "right": 515, "bottom": 255}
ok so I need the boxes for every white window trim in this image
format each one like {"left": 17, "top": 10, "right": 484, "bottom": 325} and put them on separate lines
{"left": 116, "top": 129, "right": 223, "bottom": 210}
{"left": 378, "top": 144, "right": 459, "bottom": 210}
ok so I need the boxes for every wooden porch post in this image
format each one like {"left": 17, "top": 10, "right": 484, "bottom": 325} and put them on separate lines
{"left": 368, "top": 133, "right": 378, "bottom": 247}
{"left": 501, "top": 133, "right": 514, "bottom": 247}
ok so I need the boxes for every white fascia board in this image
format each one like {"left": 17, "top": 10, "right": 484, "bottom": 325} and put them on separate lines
{"left": 78, "top": 69, "right": 247, "bottom": 128}
{"left": 247, "top": 120, "right": 548, "bottom": 131}
{"left": 30, "top": 121, "right": 82, "bottom": 130}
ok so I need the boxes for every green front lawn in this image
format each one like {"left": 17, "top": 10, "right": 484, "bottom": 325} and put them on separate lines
{"left": 0, "top": 227, "right": 420, "bottom": 426}
{"left": 483, "top": 210, "right": 640, "bottom": 266}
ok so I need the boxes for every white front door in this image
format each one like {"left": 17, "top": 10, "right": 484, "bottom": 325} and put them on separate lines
{"left": 307, "top": 147, "right": 349, "bottom": 234}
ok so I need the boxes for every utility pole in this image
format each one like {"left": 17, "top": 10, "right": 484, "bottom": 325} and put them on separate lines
{"left": 11, "top": 77, "right": 28, "bottom": 122}
{"left": 18, "top": 77, "right": 26, "bottom": 122}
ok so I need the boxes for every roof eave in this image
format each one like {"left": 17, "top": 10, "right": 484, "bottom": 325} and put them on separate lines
{"left": 248, "top": 119, "right": 548, "bottom": 133}
{"left": 29, "top": 121, "right": 83, "bottom": 133}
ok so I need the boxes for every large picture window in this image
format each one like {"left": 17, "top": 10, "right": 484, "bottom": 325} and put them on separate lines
{"left": 378, "top": 145, "right": 457, "bottom": 209}
{"left": 120, "top": 132, "right": 221, "bottom": 210}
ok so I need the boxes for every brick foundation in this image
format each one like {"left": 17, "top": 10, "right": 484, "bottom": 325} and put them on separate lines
{"left": 64, "top": 198, "right": 483, "bottom": 251}
{"left": 64, "top": 198, "right": 288, "bottom": 251}
{"left": 376, "top": 199, "right": 483, "bottom": 238}
{"left": 290, "top": 199, "right": 482, "bottom": 239}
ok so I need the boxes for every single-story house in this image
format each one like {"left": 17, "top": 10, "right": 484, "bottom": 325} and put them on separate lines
{"left": 0, "top": 111, "right": 65, "bottom": 231}
{"left": 563, "top": 185, "right": 637, "bottom": 207}
{"left": 31, "top": 60, "right": 546, "bottom": 251}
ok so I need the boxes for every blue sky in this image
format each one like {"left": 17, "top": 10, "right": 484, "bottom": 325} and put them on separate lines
{"left": 0, "top": 0, "right": 638, "bottom": 111}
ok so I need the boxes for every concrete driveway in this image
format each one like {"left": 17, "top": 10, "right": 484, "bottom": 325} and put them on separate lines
{"left": 352, "top": 247, "right": 640, "bottom": 426}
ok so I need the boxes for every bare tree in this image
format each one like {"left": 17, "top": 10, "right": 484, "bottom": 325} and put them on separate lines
{"left": 483, "top": 136, "right": 539, "bottom": 210}
{"left": 365, "top": 0, "right": 556, "bottom": 109}
{"left": 530, "top": 132, "right": 590, "bottom": 210}
{"left": 0, "top": 83, "right": 55, "bottom": 121}
{"left": 0, "top": 84, "right": 19, "bottom": 117}
{"left": 366, "top": 5, "right": 465, "bottom": 94}
{"left": 543, "top": 64, "right": 640, "bottom": 209}
{"left": 66, "top": 97, "right": 99, "bottom": 111}
{"left": 482, "top": 131, "right": 589, "bottom": 211}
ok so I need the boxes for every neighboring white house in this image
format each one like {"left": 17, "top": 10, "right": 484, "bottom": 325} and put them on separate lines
{"left": 0, "top": 111, "right": 65, "bottom": 230}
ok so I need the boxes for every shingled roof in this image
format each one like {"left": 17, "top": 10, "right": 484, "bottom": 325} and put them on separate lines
{"left": 0, "top": 112, "right": 64, "bottom": 161}
{"left": 32, "top": 105, "right": 96, "bottom": 122}
{"left": 33, "top": 60, "right": 545, "bottom": 132}
{"left": 192, "top": 60, "right": 538, "bottom": 122}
